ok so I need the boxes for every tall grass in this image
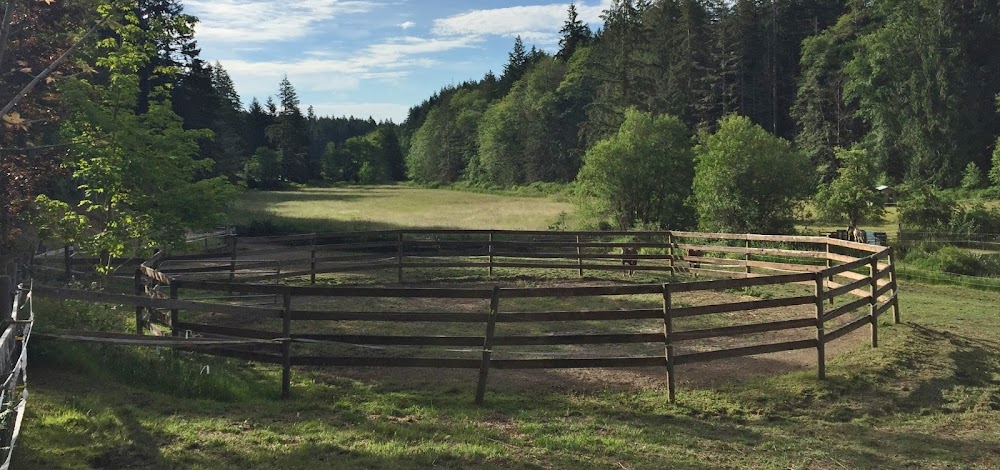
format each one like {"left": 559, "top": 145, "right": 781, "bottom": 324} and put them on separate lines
{"left": 32, "top": 298, "right": 276, "bottom": 403}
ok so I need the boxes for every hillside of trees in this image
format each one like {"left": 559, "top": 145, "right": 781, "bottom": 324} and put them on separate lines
{"left": 4, "top": 0, "right": 1000, "bottom": 264}
{"left": 402, "top": 0, "right": 1000, "bottom": 230}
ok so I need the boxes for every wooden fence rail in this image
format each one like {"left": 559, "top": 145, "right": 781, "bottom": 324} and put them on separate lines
{"left": 34, "top": 230, "right": 900, "bottom": 404}
{"left": 0, "top": 272, "right": 32, "bottom": 468}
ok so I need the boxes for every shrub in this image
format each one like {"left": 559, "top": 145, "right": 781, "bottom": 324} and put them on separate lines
{"left": 693, "top": 114, "right": 811, "bottom": 234}
{"left": 575, "top": 108, "right": 696, "bottom": 230}
{"left": 903, "top": 245, "right": 1000, "bottom": 277}
{"left": 961, "top": 162, "right": 985, "bottom": 189}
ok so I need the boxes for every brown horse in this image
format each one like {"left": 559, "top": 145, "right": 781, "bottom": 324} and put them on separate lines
{"left": 620, "top": 246, "right": 639, "bottom": 276}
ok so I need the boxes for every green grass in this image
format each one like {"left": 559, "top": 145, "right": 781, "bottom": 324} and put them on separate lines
{"left": 230, "top": 184, "right": 576, "bottom": 235}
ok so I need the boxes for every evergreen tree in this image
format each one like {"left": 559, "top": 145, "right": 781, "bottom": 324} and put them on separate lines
{"left": 791, "top": 3, "right": 868, "bottom": 182}
{"left": 244, "top": 98, "right": 274, "bottom": 156}
{"left": 209, "top": 62, "right": 246, "bottom": 181}
{"left": 583, "top": 0, "right": 653, "bottom": 145}
{"left": 696, "top": 0, "right": 741, "bottom": 128}
{"left": 266, "top": 77, "right": 311, "bottom": 183}
{"left": 557, "top": 3, "right": 592, "bottom": 61}
{"left": 500, "top": 36, "right": 530, "bottom": 93}
{"left": 134, "top": 0, "right": 200, "bottom": 113}
{"left": 845, "top": 0, "right": 1000, "bottom": 185}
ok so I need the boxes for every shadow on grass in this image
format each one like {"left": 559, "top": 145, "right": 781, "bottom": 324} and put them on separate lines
{"left": 87, "top": 408, "right": 167, "bottom": 469}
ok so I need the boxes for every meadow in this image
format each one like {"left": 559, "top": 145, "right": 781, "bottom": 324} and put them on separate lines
{"left": 13, "top": 185, "right": 1000, "bottom": 469}
{"left": 232, "top": 185, "right": 576, "bottom": 234}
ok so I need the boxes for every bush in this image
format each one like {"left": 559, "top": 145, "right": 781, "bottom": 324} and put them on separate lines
{"left": 575, "top": 108, "right": 696, "bottom": 230}
{"left": 813, "top": 147, "right": 884, "bottom": 226}
{"left": 903, "top": 245, "right": 1000, "bottom": 277}
{"left": 961, "top": 162, "right": 985, "bottom": 189}
{"left": 693, "top": 114, "right": 811, "bottom": 234}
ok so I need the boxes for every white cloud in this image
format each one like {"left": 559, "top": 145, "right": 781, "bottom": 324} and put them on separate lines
{"left": 432, "top": 1, "right": 611, "bottom": 43}
{"left": 186, "top": 0, "right": 379, "bottom": 43}
{"left": 216, "top": 35, "right": 480, "bottom": 100}
{"left": 399, "top": 21, "right": 415, "bottom": 29}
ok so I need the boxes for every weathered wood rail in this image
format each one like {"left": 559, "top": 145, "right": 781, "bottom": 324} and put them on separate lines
{"left": 0, "top": 271, "right": 32, "bottom": 468}
{"left": 36, "top": 230, "right": 900, "bottom": 404}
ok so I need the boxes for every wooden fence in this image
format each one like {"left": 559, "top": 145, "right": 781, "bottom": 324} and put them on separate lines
{"left": 33, "top": 230, "right": 900, "bottom": 404}
{"left": 0, "top": 271, "right": 32, "bottom": 469}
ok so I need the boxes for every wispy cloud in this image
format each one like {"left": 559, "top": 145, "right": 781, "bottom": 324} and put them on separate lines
{"left": 218, "top": 35, "right": 481, "bottom": 99}
{"left": 399, "top": 20, "right": 416, "bottom": 29}
{"left": 432, "top": 1, "right": 610, "bottom": 44}
{"left": 186, "top": 0, "right": 379, "bottom": 42}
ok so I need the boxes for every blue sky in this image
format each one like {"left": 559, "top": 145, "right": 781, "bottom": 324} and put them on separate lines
{"left": 183, "top": 1, "right": 612, "bottom": 123}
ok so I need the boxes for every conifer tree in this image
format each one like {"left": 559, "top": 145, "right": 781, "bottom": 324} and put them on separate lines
{"left": 557, "top": 2, "right": 592, "bottom": 61}
{"left": 266, "top": 77, "right": 311, "bottom": 183}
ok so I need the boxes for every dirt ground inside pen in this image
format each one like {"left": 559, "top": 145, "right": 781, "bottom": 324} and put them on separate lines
{"left": 284, "top": 281, "right": 872, "bottom": 395}
{"left": 164, "top": 244, "right": 875, "bottom": 396}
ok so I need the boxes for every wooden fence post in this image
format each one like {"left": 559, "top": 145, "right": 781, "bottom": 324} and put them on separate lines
{"left": 662, "top": 283, "right": 676, "bottom": 402}
{"left": 869, "top": 257, "right": 878, "bottom": 348}
{"left": 667, "top": 234, "right": 675, "bottom": 275}
{"left": 310, "top": 234, "right": 317, "bottom": 285}
{"left": 887, "top": 247, "right": 901, "bottom": 324}
{"left": 228, "top": 235, "right": 238, "bottom": 285}
{"left": 64, "top": 244, "right": 71, "bottom": 277}
{"left": 744, "top": 237, "right": 751, "bottom": 275}
{"left": 396, "top": 232, "right": 404, "bottom": 284}
{"left": 814, "top": 272, "right": 826, "bottom": 380}
{"left": 825, "top": 243, "right": 834, "bottom": 305}
{"left": 281, "top": 288, "right": 293, "bottom": 399}
{"left": 169, "top": 283, "right": 179, "bottom": 336}
{"left": 475, "top": 286, "right": 501, "bottom": 405}
{"left": 134, "top": 269, "right": 144, "bottom": 335}
{"left": 576, "top": 235, "right": 583, "bottom": 277}
{"left": 488, "top": 232, "right": 494, "bottom": 277}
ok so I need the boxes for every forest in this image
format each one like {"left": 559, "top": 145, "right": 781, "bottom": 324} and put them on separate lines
{"left": 3, "top": 0, "right": 1000, "bottom": 261}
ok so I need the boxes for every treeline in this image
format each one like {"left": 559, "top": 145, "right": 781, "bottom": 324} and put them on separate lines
{"left": 171, "top": 66, "right": 405, "bottom": 189}
{"left": 401, "top": 0, "right": 1000, "bottom": 225}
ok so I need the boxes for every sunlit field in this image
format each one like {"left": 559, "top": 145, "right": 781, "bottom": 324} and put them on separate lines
{"left": 231, "top": 185, "right": 576, "bottom": 233}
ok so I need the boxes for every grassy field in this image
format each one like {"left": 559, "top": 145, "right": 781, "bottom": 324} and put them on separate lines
{"left": 13, "top": 186, "right": 1000, "bottom": 468}
{"left": 231, "top": 185, "right": 576, "bottom": 234}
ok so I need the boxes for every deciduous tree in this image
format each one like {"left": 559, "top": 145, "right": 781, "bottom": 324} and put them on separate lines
{"left": 693, "top": 114, "right": 810, "bottom": 233}
{"left": 575, "top": 108, "right": 695, "bottom": 229}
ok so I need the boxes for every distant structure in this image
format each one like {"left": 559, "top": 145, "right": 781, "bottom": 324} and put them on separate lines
{"left": 876, "top": 185, "right": 896, "bottom": 206}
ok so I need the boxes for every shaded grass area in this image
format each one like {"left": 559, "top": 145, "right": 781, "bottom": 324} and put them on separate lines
{"left": 231, "top": 185, "right": 576, "bottom": 235}
{"left": 14, "top": 279, "right": 1000, "bottom": 469}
